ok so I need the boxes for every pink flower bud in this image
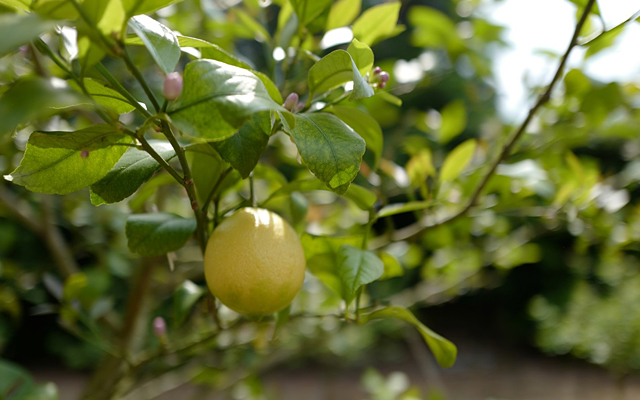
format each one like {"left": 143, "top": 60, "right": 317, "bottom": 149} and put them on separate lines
{"left": 379, "top": 71, "right": 390, "bottom": 83}
{"left": 378, "top": 81, "right": 386, "bottom": 89}
{"left": 153, "top": 316, "right": 166, "bottom": 338}
{"left": 163, "top": 72, "right": 183, "bottom": 100}
{"left": 283, "top": 92, "right": 299, "bottom": 111}
{"left": 372, "top": 66, "right": 382, "bottom": 75}
{"left": 295, "top": 102, "right": 305, "bottom": 112}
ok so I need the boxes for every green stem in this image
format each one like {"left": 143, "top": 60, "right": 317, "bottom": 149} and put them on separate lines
{"left": 95, "top": 63, "right": 153, "bottom": 119}
{"left": 249, "top": 173, "right": 256, "bottom": 207}
{"left": 122, "top": 48, "right": 161, "bottom": 112}
{"left": 160, "top": 121, "right": 208, "bottom": 254}
{"left": 128, "top": 130, "right": 183, "bottom": 184}
{"left": 202, "top": 167, "right": 233, "bottom": 213}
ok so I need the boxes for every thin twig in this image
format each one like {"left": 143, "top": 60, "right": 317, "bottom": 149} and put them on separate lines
{"left": 122, "top": 47, "right": 161, "bottom": 112}
{"left": 95, "top": 63, "right": 154, "bottom": 119}
{"left": 389, "top": 0, "right": 596, "bottom": 243}
{"left": 201, "top": 167, "right": 233, "bottom": 213}
{"left": 579, "top": 7, "right": 640, "bottom": 46}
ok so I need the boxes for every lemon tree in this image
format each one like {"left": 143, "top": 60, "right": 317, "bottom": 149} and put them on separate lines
{"left": 0, "top": 0, "right": 611, "bottom": 397}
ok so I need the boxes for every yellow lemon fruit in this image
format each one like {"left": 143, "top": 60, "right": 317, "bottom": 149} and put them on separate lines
{"left": 204, "top": 207, "right": 306, "bottom": 316}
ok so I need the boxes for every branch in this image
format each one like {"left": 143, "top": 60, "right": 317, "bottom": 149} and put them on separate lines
{"left": 389, "top": 0, "right": 596, "bottom": 243}
{"left": 201, "top": 166, "right": 233, "bottom": 213}
{"left": 579, "top": 7, "right": 640, "bottom": 46}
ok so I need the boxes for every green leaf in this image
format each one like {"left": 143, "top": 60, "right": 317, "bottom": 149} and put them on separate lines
{"left": 0, "top": 359, "right": 34, "bottom": 399}
{"left": 170, "top": 59, "right": 285, "bottom": 141}
{"left": 325, "top": 0, "right": 361, "bottom": 31}
{"left": 290, "top": 0, "right": 333, "bottom": 27}
{"left": 307, "top": 49, "right": 373, "bottom": 100}
{"left": 408, "top": 6, "right": 465, "bottom": 55}
{"left": 301, "top": 233, "right": 361, "bottom": 296}
{"left": 128, "top": 173, "right": 175, "bottom": 210}
{"left": 6, "top": 125, "right": 131, "bottom": 195}
{"left": 327, "top": 105, "right": 382, "bottom": 170}
{"left": 352, "top": 2, "right": 401, "bottom": 46}
{"left": 82, "top": 0, "right": 125, "bottom": 36}
{"left": 347, "top": 38, "right": 373, "bottom": 76}
{"left": 287, "top": 113, "right": 365, "bottom": 195}
{"left": 68, "top": 78, "right": 137, "bottom": 114}
{"left": 123, "top": 0, "right": 183, "bottom": 17}
{"left": 174, "top": 280, "right": 205, "bottom": 326}
{"left": 336, "top": 244, "right": 383, "bottom": 305}
{"left": 440, "top": 139, "right": 476, "bottom": 183}
{"left": 584, "top": 23, "right": 624, "bottom": 59}
{"left": 128, "top": 35, "right": 283, "bottom": 103}
{"left": 231, "top": 8, "right": 270, "bottom": 43}
{"left": 128, "top": 15, "right": 180, "bottom": 74}
{"left": 0, "top": 77, "right": 83, "bottom": 134}
{"left": 438, "top": 100, "right": 467, "bottom": 144}
{"left": 126, "top": 212, "right": 197, "bottom": 256}
{"left": 78, "top": 35, "right": 106, "bottom": 73}
{"left": 0, "top": 0, "right": 29, "bottom": 11}
{"left": 212, "top": 112, "right": 271, "bottom": 179}
{"left": 90, "top": 141, "right": 176, "bottom": 205}
{"left": 376, "top": 90, "right": 402, "bottom": 107}
{"left": 377, "top": 201, "right": 430, "bottom": 218}
{"left": 379, "top": 252, "right": 403, "bottom": 280}
{"left": 272, "top": 305, "right": 291, "bottom": 340}
{"left": 0, "top": 14, "right": 56, "bottom": 58}
{"left": 359, "top": 306, "right": 457, "bottom": 368}
{"left": 263, "top": 178, "right": 376, "bottom": 211}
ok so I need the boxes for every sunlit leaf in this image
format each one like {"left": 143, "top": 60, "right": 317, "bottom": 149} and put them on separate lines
{"left": 440, "top": 139, "right": 476, "bottom": 183}
{"left": 326, "top": 0, "right": 361, "bottom": 31}
{"left": 128, "top": 15, "right": 180, "bottom": 74}
{"left": 352, "top": 2, "right": 401, "bottom": 46}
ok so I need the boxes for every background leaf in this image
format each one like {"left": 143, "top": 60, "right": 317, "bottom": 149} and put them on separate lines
{"left": 290, "top": 0, "right": 333, "bottom": 27}
{"left": 68, "top": 78, "right": 137, "bottom": 114}
{"left": 6, "top": 125, "right": 131, "bottom": 195}
{"left": 0, "top": 77, "right": 84, "bottom": 134}
{"left": 438, "top": 100, "right": 467, "bottom": 144}
{"left": 126, "top": 213, "right": 197, "bottom": 256}
{"left": 173, "top": 280, "right": 205, "bottom": 326}
{"left": 325, "top": 0, "right": 361, "bottom": 31}
{"left": 262, "top": 178, "right": 376, "bottom": 211}
{"left": 0, "top": 14, "right": 56, "bottom": 58}
{"left": 440, "top": 139, "right": 476, "bottom": 182}
{"left": 359, "top": 306, "right": 457, "bottom": 368}
{"left": 352, "top": 2, "right": 401, "bottom": 46}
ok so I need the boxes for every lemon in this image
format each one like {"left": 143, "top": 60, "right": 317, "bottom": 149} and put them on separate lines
{"left": 204, "top": 207, "right": 306, "bottom": 316}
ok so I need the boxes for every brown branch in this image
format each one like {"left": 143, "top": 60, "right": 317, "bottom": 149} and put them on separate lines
{"left": 390, "top": 0, "right": 596, "bottom": 243}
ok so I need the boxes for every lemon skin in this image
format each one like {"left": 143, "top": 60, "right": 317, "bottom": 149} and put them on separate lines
{"left": 204, "top": 207, "right": 306, "bottom": 316}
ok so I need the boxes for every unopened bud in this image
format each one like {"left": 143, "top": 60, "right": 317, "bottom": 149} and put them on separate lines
{"left": 372, "top": 66, "right": 382, "bottom": 75}
{"left": 163, "top": 72, "right": 183, "bottom": 100}
{"left": 295, "top": 102, "right": 305, "bottom": 112}
{"left": 153, "top": 316, "right": 167, "bottom": 338}
{"left": 379, "top": 71, "right": 389, "bottom": 83}
{"left": 283, "top": 92, "right": 299, "bottom": 111}
{"left": 379, "top": 81, "right": 386, "bottom": 89}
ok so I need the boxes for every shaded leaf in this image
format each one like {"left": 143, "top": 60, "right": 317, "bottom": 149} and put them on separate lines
{"left": 263, "top": 178, "right": 376, "bottom": 211}
{"left": 359, "top": 306, "right": 457, "bottom": 368}
{"left": 438, "top": 100, "right": 467, "bottom": 144}
{"left": 174, "top": 280, "right": 205, "bottom": 326}
{"left": 337, "top": 244, "right": 383, "bottom": 305}
{"left": 90, "top": 141, "right": 176, "bottom": 205}
{"left": 377, "top": 201, "right": 430, "bottom": 218}
{"left": 327, "top": 105, "right": 382, "bottom": 170}
{"left": 126, "top": 212, "right": 197, "bottom": 256}
{"left": 212, "top": 112, "right": 271, "bottom": 179}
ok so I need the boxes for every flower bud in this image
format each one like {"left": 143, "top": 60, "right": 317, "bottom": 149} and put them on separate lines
{"left": 379, "top": 71, "right": 390, "bottom": 83}
{"left": 372, "top": 66, "right": 382, "bottom": 76}
{"left": 283, "top": 92, "right": 299, "bottom": 111}
{"left": 379, "top": 81, "right": 386, "bottom": 89}
{"left": 163, "top": 72, "right": 183, "bottom": 101}
{"left": 153, "top": 316, "right": 167, "bottom": 338}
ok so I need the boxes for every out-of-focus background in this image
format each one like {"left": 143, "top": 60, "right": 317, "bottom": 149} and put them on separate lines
{"left": 3, "top": 0, "right": 640, "bottom": 399}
